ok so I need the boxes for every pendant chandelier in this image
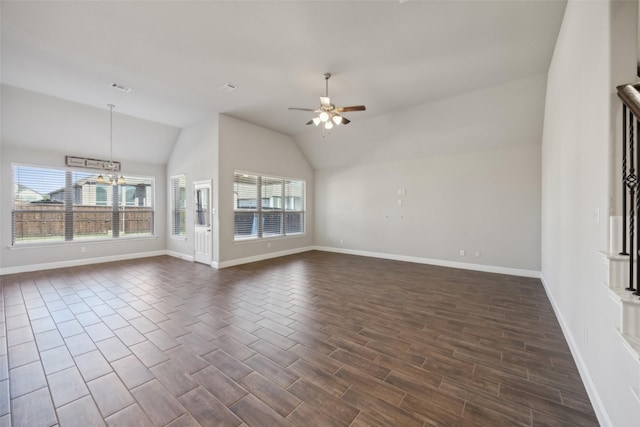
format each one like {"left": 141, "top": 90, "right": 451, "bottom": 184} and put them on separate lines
{"left": 96, "top": 104, "right": 125, "bottom": 186}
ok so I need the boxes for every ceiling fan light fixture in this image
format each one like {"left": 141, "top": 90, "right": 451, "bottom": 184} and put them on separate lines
{"left": 289, "top": 73, "right": 366, "bottom": 132}
{"left": 96, "top": 174, "right": 105, "bottom": 184}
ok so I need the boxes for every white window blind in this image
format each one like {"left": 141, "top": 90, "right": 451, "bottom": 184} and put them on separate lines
{"left": 171, "top": 175, "right": 186, "bottom": 237}
{"left": 12, "top": 164, "right": 155, "bottom": 245}
{"left": 233, "top": 172, "right": 305, "bottom": 240}
{"left": 12, "top": 166, "right": 67, "bottom": 243}
{"left": 234, "top": 173, "right": 259, "bottom": 239}
{"left": 285, "top": 179, "right": 305, "bottom": 234}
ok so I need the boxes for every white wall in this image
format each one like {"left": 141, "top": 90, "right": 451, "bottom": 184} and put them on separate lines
{"left": 315, "top": 144, "right": 540, "bottom": 272}
{"left": 0, "top": 88, "right": 177, "bottom": 272}
{"left": 541, "top": 1, "right": 639, "bottom": 425}
{"left": 308, "top": 75, "right": 546, "bottom": 274}
{"left": 165, "top": 115, "right": 219, "bottom": 262}
{"left": 218, "top": 114, "right": 314, "bottom": 264}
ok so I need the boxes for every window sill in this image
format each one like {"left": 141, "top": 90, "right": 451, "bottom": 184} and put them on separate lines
{"left": 9, "top": 235, "right": 158, "bottom": 250}
{"left": 233, "top": 233, "right": 306, "bottom": 244}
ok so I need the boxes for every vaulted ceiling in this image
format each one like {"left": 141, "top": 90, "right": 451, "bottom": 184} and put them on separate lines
{"left": 1, "top": 0, "right": 566, "bottom": 161}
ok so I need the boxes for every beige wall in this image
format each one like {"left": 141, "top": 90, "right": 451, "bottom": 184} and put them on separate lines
{"left": 218, "top": 114, "right": 314, "bottom": 264}
{"left": 165, "top": 113, "right": 314, "bottom": 266}
{"left": 315, "top": 144, "right": 541, "bottom": 271}
{"left": 165, "top": 115, "right": 220, "bottom": 262}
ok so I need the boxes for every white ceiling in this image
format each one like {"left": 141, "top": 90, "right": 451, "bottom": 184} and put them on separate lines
{"left": 1, "top": 1, "right": 566, "bottom": 139}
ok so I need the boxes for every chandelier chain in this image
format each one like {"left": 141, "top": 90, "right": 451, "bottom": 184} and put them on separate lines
{"left": 108, "top": 104, "right": 115, "bottom": 170}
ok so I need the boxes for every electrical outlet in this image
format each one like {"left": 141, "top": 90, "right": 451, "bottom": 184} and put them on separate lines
{"left": 459, "top": 250, "right": 465, "bottom": 256}
{"left": 475, "top": 251, "right": 481, "bottom": 258}
{"left": 81, "top": 247, "right": 87, "bottom": 253}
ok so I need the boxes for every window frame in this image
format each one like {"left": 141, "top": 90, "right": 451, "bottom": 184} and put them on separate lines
{"left": 11, "top": 163, "right": 156, "bottom": 246}
{"left": 233, "top": 171, "right": 305, "bottom": 242}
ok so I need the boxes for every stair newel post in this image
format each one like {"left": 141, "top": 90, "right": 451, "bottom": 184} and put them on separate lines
{"left": 627, "top": 113, "right": 637, "bottom": 292}
{"left": 621, "top": 105, "right": 629, "bottom": 255}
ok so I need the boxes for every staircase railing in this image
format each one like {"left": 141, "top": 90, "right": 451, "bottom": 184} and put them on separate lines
{"left": 616, "top": 83, "right": 640, "bottom": 297}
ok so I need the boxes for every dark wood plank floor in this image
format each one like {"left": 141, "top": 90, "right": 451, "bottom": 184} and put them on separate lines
{"left": 0, "top": 251, "right": 599, "bottom": 426}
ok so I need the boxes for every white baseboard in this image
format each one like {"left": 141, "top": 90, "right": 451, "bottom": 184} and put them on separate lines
{"left": 539, "top": 274, "right": 612, "bottom": 427}
{"left": 166, "top": 251, "right": 194, "bottom": 262}
{"left": 214, "top": 245, "right": 540, "bottom": 277}
{"left": 312, "top": 246, "right": 540, "bottom": 278}
{"left": 2, "top": 245, "right": 540, "bottom": 278}
{"left": 217, "top": 246, "right": 314, "bottom": 269}
{"left": 0, "top": 250, "right": 167, "bottom": 276}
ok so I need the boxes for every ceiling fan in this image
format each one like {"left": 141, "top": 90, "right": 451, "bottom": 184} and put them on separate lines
{"left": 289, "top": 73, "right": 366, "bottom": 131}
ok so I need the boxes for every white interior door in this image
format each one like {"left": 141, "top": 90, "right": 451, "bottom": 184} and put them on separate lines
{"left": 194, "top": 180, "right": 212, "bottom": 265}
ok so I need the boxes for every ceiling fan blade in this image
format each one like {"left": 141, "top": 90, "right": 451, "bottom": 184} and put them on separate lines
{"left": 305, "top": 119, "right": 314, "bottom": 125}
{"left": 320, "top": 97, "right": 331, "bottom": 108}
{"left": 341, "top": 117, "right": 351, "bottom": 125}
{"left": 288, "top": 107, "right": 317, "bottom": 112}
{"left": 336, "top": 105, "right": 366, "bottom": 113}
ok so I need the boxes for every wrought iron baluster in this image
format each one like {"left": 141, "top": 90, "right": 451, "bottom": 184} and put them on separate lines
{"left": 621, "top": 105, "right": 629, "bottom": 255}
{"left": 616, "top": 84, "right": 640, "bottom": 298}
{"left": 636, "top": 119, "right": 640, "bottom": 295}
{"left": 627, "top": 112, "right": 637, "bottom": 292}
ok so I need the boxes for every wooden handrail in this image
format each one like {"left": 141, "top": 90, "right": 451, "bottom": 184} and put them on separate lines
{"left": 617, "top": 84, "right": 640, "bottom": 120}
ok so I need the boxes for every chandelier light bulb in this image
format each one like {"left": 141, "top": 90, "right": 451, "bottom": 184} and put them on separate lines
{"left": 312, "top": 117, "right": 321, "bottom": 126}
{"left": 324, "top": 121, "right": 334, "bottom": 130}
{"left": 319, "top": 111, "right": 329, "bottom": 122}
{"left": 332, "top": 115, "right": 343, "bottom": 125}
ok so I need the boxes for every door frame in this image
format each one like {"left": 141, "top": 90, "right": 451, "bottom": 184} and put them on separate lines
{"left": 193, "top": 180, "right": 213, "bottom": 266}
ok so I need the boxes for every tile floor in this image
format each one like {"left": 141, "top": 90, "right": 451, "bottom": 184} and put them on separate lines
{"left": 0, "top": 251, "right": 599, "bottom": 426}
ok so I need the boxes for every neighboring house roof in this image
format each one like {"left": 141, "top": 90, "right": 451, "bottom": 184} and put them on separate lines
{"left": 14, "top": 184, "right": 44, "bottom": 202}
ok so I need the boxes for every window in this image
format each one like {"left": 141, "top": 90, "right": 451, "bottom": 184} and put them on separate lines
{"left": 12, "top": 164, "right": 155, "bottom": 245}
{"left": 234, "top": 172, "right": 305, "bottom": 240}
{"left": 170, "top": 174, "right": 186, "bottom": 237}
{"left": 96, "top": 185, "right": 107, "bottom": 206}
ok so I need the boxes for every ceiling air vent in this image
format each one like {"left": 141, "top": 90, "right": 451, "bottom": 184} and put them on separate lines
{"left": 111, "top": 82, "right": 132, "bottom": 92}
{"left": 219, "top": 83, "right": 237, "bottom": 93}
